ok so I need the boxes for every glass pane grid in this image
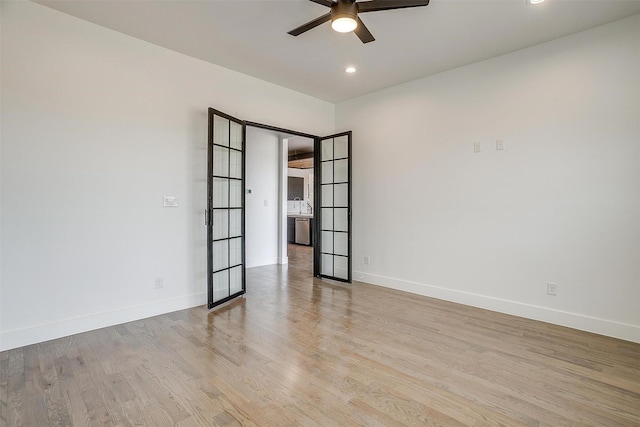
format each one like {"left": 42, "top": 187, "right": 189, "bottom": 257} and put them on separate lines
{"left": 319, "top": 134, "right": 349, "bottom": 282}
{"left": 209, "top": 113, "right": 245, "bottom": 307}
{"left": 320, "top": 231, "right": 348, "bottom": 255}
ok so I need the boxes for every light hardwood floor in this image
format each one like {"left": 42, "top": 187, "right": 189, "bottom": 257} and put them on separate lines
{"left": 1, "top": 244, "right": 639, "bottom": 426}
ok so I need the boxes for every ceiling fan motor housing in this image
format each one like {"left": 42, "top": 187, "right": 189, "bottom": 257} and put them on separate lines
{"left": 332, "top": 0, "right": 358, "bottom": 23}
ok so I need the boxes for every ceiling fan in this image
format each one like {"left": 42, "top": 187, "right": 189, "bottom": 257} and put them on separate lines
{"left": 288, "top": 0, "right": 430, "bottom": 44}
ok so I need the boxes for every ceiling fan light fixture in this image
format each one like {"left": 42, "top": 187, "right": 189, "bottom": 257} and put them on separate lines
{"left": 332, "top": 16, "right": 358, "bottom": 33}
{"left": 331, "top": 0, "right": 358, "bottom": 33}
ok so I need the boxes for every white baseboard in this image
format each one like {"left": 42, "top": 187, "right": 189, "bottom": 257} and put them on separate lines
{"left": 278, "top": 256, "right": 288, "bottom": 265}
{"left": 5, "top": 273, "right": 636, "bottom": 351}
{"left": 354, "top": 271, "right": 640, "bottom": 344}
{"left": 246, "top": 257, "right": 279, "bottom": 269}
{"left": 0, "top": 292, "right": 206, "bottom": 351}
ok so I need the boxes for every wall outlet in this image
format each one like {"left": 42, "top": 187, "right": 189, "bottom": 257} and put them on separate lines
{"left": 163, "top": 196, "right": 178, "bottom": 207}
{"left": 364, "top": 256, "right": 370, "bottom": 265}
{"left": 473, "top": 142, "right": 482, "bottom": 153}
{"left": 547, "top": 282, "right": 557, "bottom": 296}
{"left": 155, "top": 277, "right": 164, "bottom": 289}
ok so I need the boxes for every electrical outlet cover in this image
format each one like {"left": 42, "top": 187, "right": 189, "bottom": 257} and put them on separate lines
{"left": 163, "top": 196, "right": 178, "bottom": 207}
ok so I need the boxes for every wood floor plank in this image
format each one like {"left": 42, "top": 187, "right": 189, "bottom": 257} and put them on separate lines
{"left": 53, "top": 354, "right": 93, "bottom": 426}
{"left": 1, "top": 244, "right": 639, "bottom": 426}
{"left": 0, "top": 350, "right": 9, "bottom": 426}
{"left": 6, "top": 373, "right": 25, "bottom": 427}
{"left": 21, "top": 345, "right": 49, "bottom": 426}
{"left": 38, "top": 342, "right": 72, "bottom": 427}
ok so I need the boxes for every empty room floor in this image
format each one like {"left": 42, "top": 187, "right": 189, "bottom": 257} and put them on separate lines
{"left": 1, "top": 255, "right": 639, "bottom": 425}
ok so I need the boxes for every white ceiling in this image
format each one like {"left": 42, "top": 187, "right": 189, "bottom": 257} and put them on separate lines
{"left": 34, "top": 0, "right": 640, "bottom": 103}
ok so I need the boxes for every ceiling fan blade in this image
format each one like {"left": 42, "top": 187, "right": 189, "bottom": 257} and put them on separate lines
{"left": 357, "top": 0, "right": 429, "bottom": 13}
{"left": 354, "top": 17, "right": 375, "bottom": 43}
{"left": 309, "top": 0, "right": 335, "bottom": 7}
{"left": 288, "top": 13, "right": 332, "bottom": 36}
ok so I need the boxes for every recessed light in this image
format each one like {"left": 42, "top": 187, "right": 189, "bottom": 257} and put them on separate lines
{"left": 527, "top": 0, "right": 545, "bottom": 4}
{"left": 345, "top": 66, "right": 357, "bottom": 74}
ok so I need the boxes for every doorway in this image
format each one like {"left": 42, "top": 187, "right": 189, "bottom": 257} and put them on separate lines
{"left": 286, "top": 136, "right": 315, "bottom": 271}
{"left": 242, "top": 127, "right": 314, "bottom": 272}
{"left": 207, "top": 108, "right": 352, "bottom": 309}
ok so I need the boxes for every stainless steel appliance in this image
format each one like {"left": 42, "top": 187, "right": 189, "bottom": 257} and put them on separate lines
{"left": 295, "top": 218, "right": 310, "bottom": 245}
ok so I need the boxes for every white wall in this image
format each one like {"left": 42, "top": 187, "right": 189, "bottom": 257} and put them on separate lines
{"left": 336, "top": 15, "right": 640, "bottom": 343}
{"left": 278, "top": 139, "right": 289, "bottom": 265}
{"left": 245, "top": 127, "right": 279, "bottom": 268}
{"left": 0, "top": 0, "right": 334, "bottom": 350}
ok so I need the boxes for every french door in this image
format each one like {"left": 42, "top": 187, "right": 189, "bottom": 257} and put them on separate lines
{"left": 207, "top": 108, "right": 246, "bottom": 309}
{"left": 314, "top": 132, "right": 352, "bottom": 283}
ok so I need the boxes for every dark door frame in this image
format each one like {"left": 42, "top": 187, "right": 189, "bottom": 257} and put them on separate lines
{"left": 315, "top": 131, "right": 352, "bottom": 283}
{"left": 207, "top": 108, "right": 247, "bottom": 309}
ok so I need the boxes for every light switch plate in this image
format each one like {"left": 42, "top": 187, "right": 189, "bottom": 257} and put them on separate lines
{"left": 163, "top": 196, "right": 178, "bottom": 207}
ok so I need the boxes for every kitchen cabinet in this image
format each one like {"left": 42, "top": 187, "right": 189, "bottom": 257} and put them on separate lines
{"left": 287, "top": 217, "right": 295, "bottom": 244}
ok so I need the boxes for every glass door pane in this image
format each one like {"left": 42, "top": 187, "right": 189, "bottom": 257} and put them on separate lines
{"left": 207, "top": 108, "right": 245, "bottom": 309}
{"left": 315, "top": 132, "right": 351, "bottom": 282}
